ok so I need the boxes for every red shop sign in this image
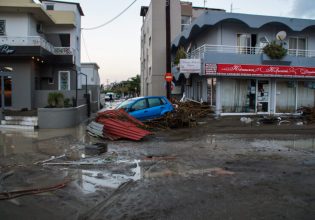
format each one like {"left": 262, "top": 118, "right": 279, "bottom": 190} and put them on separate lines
{"left": 213, "top": 64, "right": 315, "bottom": 78}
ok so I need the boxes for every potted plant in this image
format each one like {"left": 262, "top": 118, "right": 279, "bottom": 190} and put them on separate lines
{"left": 263, "top": 41, "right": 287, "bottom": 59}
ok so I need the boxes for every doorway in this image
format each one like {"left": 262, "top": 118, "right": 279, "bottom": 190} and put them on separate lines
{"left": 0, "top": 75, "right": 12, "bottom": 108}
{"left": 256, "top": 80, "right": 270, "bottom": 113}
{"left": 0, "top": 66, "right": 13, "bottom": 108}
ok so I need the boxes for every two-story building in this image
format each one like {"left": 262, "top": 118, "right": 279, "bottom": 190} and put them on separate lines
{"left": 0, "top": 0, "right": 85, "bottom": 111}
{"left": 172, "top": 10, "right": 315, "bottom": 116}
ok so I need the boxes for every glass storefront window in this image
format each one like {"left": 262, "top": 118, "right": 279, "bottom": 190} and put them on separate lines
{"left": 221, "top": 79, "right": 256, "bottom": 113}
{"left": 276, "top": 80, "right": 296, "bottom": 113}
{"left": 297, "top": 81, "right": 315, "bottom": 108}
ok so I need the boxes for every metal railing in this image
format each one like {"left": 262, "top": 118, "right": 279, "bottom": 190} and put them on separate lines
{"left": 0, "top": 36, "right": 73, "bottom": 55}
{"left": 188, "top": 44, "right": 315, "bottom": 59}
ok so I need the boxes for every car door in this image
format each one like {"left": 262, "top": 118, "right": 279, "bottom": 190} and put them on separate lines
{"left": 129, "top": 98, "right": 149, "bottom": 121}
{"left": 146, "top": 97, "right": 165, "bottom": 119}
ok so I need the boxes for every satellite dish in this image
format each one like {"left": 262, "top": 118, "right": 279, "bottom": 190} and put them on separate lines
{"left": 276, "top": 31, "right": 287, "bottom": 41}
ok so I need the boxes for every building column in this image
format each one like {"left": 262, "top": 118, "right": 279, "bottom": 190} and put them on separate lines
{"left": 216, "top": 78, "right": 221, "bottom": 116}
{"left": 270, "top": 78, "right": 276, "bottom": 114}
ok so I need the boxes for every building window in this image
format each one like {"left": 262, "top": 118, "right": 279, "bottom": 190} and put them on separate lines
{"left": 289, "top": 37, "right": 307, "bottom": 56}
{"left": 181, "top": 16, "right": 191, "bottom": 31}
{"left": 237, "top": 34, "right": 257, "bottom": 54}
{"left": 58, "top": 71, "right": 70, "bottom": 90}
{"left": 46, "top": 4, "right": 54, "bottom": 10}
{"left": 0, "top": 20, "right": 6, "bottom": 35}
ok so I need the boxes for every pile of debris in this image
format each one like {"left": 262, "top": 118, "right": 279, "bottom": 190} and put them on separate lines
{"left": 298, "top": 106, "right": 315, "bottom": 123}
{"left": 87, "top": 109, "right": 152, "bottom": 141}
{"left": 145, "top": 100, "right": 213, "bottom": 129}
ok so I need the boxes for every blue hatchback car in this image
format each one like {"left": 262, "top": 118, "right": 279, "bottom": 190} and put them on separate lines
{"left": 116, "top": 96, "right": 174, "bottom": 121}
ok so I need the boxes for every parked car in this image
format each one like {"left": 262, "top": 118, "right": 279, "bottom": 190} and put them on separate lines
{"left": 116, "top": 96, "right": 174, "bottom": 121}
{"left": 104, "top": 92, "right": 116, "bottom": 101}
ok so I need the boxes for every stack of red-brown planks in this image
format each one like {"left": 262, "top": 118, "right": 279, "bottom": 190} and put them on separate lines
{"left": 87, "top": 109, "right": 152, "bottom": 141}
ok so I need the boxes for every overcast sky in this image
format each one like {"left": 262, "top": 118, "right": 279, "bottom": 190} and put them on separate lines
{"left": 49, "top": 0, "right": 315, "bottom": 85}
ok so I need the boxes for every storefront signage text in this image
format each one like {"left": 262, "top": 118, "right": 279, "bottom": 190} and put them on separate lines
{"left": 180, "top": 59, "right": 201, "bottom": 74}
{"left": 206, "top": 64, "right": 315, "bottom": 78}
{"left": 0, "top": 44, "right": 15, "bottom": 54}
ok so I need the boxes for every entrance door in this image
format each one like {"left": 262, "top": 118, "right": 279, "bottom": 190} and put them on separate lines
{"left": 0, "top": 67, "right": 13, "bottom": 108}
{"left": 256, "top": 80, "right": 270, "bottom": 113}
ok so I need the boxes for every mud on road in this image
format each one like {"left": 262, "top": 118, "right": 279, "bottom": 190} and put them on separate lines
{"left": 0, "top": 117, "right": 315, "bottom": 220}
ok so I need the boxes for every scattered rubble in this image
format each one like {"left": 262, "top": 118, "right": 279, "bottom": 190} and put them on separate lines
{"left": 0, "top": 180, "right": 71, "bottom": 200}
{"left": 85, "top": 143, "right": 108, "bottom": 155}
{"left": 87, "top": 109, "right": 152, "bottom": 141}
{"left": 298, "top": 106, "right": 315, "bottom": 123}
{"left": 145, "top": 100, "right": 213, "bottom": 129}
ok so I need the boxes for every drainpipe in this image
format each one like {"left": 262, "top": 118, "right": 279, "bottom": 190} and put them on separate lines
{"left": 75, "top": 70, "right": 78, "bottom": 107}
{"left": 216, "top": 78, "right": 221, "bottom": 116}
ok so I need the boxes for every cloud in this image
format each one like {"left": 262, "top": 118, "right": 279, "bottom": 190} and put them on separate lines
{"left": 289, "top": 0, "right": 315, "bottom": 18}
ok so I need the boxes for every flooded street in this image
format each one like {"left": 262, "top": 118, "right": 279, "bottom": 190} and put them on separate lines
{"left": 0, "top": 118, "right": 315, "bottom": 219}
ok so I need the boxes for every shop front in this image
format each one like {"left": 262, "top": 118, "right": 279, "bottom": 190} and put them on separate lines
{"left": 205, "top": 64, "right": 315, "bottom": 115}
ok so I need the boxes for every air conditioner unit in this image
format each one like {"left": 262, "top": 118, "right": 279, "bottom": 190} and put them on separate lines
{"left": 36, "top": 23, "right": 43, "bottom": 34}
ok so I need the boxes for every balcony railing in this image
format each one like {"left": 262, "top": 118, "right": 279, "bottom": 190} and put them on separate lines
{"left": 188, "top": 44, "right": 315, "bottom": 59}
{"left": 0, "top": 36, "right": 73, "bottom": 55}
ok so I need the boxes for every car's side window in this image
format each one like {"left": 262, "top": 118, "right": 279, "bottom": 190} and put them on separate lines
{"left": 160, "top": 98, "right": 167, "bottom": 105}
{"left": 131, "top": 99, "right": 147, "bottom": 111}
{"left": 148, "top": 98, "right": 162, "bottom": 107}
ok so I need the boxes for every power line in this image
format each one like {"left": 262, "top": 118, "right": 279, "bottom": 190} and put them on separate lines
{"left": 81, "top": 31, "right": 91, "bottom": 62}
{"left": 82, "top": 0, "right": 138, "bottom": 30}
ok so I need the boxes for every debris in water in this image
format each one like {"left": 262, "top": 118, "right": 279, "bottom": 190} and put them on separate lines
{"left": 240, "top": 117, "right": 253, "bottom": 124}
{"left": 85, "top": 143, "right": 108, "bottom": 155}
{"left": 0, "top": 180, "right": 71, "bottom": 200}
{"left": 34, "top": 154, "right": 66, "bottom": 165}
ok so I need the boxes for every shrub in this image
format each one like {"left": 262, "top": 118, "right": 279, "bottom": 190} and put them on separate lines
{"left": 174, "top": 46, "right": 187, "bottom": 65}
{"left": 263, "top": 41, "right": 287, "bottom": 59}
{"left": 47, "top": 92, "right": 64, "bottom": 108}
{"left": 64, "top": 98, "right": 71, "bottom": 107}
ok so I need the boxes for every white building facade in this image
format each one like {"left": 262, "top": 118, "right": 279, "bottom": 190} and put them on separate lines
{"left": 0, "top": 0, "right": 85, "bottom": 109}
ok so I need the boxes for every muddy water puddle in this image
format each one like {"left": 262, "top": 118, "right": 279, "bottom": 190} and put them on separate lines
{"left": 205, "top": 134, "right": 315, "bottom": 152}
{"left": 1, "top": 125, "right": 315, "bottom": 197}
{"left": 74, "top": 160, "right": 141, "bottom": 193}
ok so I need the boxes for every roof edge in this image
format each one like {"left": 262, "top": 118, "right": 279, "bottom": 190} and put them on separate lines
{"left": 39, "top": 0, "right": 84, "bottom": 16}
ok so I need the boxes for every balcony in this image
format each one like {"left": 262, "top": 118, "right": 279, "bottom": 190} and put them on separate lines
{"left": 0, "top": 36, "right": 73, "bottom": 55}
{"left": 189, "top": 44, "right": 315, "bottom": 59}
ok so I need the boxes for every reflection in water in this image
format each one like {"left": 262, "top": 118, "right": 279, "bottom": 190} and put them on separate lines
{"left": 0, "top": 124, "right": 89, "bottom": 157}
{"left": 75, "top": 160, "right": 142, "bottom": 193}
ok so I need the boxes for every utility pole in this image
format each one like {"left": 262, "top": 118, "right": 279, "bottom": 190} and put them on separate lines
{"left": 165, "top": 0, "right": 171, "bottom": 99}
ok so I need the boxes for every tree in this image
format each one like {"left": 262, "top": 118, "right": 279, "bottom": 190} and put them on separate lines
{"left": 108, "top": 75, "right": 140, "bottom": 97}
